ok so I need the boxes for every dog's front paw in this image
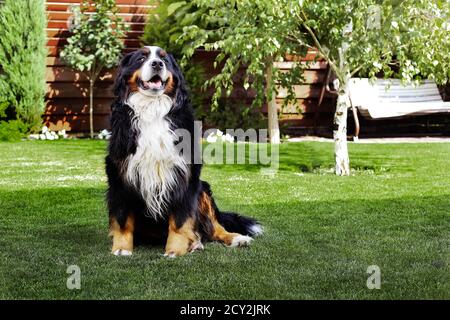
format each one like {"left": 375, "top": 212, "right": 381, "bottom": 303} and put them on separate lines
{"left": 164, "top": 240, "right": 204, "bottom": 258}
{"left": 112, "top": 248, "right": 133, "bottom": 256}
{"left": 164, "top": 247, "right": 188, "bottom": 258}
{"left": 189, "top": 240, "right": 204, "bottom": 253}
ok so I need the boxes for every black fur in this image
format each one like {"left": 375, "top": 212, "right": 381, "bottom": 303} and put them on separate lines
{"left": 106, "top": 47, "right": 260, "bottom": 246}
{"left": 199, "top": 181, "right": 259, "bottom": 237}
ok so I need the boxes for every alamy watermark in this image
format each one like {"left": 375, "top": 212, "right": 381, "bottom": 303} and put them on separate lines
{"left": 366, "top": 265, "right": 381, "bottom": 290}
{"left": 66, "top": 265, "right": 81, "bottom": 290}
{"left": 366, "top": 5, "right": 381, "bottom": 30}
{"left": 174, "top": 121, "right": 279, "bottom": 174}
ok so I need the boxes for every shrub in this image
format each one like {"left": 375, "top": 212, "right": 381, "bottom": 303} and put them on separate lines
{"left": 0, "top": 101, "right": 8, "bottom": 118}
{"left": 0, "top": 120, "right": 28, "bottom": 142}
{"left": 0, "top": 0, "right": 47, "bottom": 132}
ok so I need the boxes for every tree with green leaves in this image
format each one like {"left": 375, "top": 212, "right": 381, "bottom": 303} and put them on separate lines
{"left": 142, "top": 0, "right": 210, "bottom": 116}
{"left": 61, "top": 0, "right": 128, "bottom": 138}
{"left": 182, "top": 0, "right": 450, "bottom": 175}
{"left": 0, "top": 0, "right": 47, "bottom": 132}
{"left": 180, "top": 0, "right": 304, "bottom": 144}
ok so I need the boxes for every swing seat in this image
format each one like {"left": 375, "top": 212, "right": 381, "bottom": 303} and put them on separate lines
{"left": 348, "top": 78, "right": 450, "bottom": 119}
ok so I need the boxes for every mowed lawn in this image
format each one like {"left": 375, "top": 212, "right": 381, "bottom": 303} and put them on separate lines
{"left": 0, "top": 140, "right": 449, "bottom": 299}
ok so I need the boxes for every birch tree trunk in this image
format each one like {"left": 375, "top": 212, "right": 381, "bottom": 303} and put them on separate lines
{"left": 89, "top": 79, "right": 94, "bottom": 139}
{"left": 266, "top": 60, "right": 280, "bottom": 144}
{"left": 333, "top": 79, "right": 350, "bottom": 176}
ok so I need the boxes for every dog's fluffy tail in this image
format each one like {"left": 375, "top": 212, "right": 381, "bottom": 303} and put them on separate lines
{"left": 200, "top": 180, "right": 263, "bottom": 237}
{"left": 216, "top": 211, "right": 263, "bottom": 237}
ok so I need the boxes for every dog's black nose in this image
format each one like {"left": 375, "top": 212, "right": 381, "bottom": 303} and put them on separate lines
{"left": 151, "top": 59, "right": 164, "bottom": 70}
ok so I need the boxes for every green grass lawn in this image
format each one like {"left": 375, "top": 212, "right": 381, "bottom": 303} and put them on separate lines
{"left": 0, "top": 140, "right": 449, "bottom": 299}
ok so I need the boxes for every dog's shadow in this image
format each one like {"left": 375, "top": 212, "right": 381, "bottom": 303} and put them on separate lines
{"left": 0, "top": 187, "right": 174, "bottom": 259}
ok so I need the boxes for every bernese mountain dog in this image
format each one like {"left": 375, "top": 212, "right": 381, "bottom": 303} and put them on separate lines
{"left": 105, "top": 46, "right": 262, "bottom": 257}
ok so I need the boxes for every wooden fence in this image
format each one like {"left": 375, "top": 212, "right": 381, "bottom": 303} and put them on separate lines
{"left": 45, "top": 0, "right": 150, "bottom": 132}
{"left": 44, "top": 0, "right": 337, "bottom": 135}
{"left": 44, "top": 0, "right": 449, "bottom": 137}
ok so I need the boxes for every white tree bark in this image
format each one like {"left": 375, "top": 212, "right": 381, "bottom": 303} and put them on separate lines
{"left": 333, "top": 79, "right": 350, "bottom": 176}
{"left": 89, "top": 79, "right": 94, "bottom": 139}
{"left": 266, "top": 61, "right": 280, "bottom": 144}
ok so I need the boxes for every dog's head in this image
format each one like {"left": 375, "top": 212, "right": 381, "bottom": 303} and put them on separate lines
{"left": 113, "top": 46, "right": 187, "bottom": 104}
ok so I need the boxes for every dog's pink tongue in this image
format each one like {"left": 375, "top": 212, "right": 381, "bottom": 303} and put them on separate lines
{"left": 148, "top": 79, "right": 162, "bottom": 89}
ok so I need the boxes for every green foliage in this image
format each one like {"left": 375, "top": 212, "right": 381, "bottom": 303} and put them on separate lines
{"left": 0, "top": 120, "right": 28, "bottom": 141}
{"left": 0, "top": 0, "right": 47, "bottom": 132}
{"left": 142, "top": 0, "right": 272, "bottom": 128}
{"left": 302, "top": 0, "right": 450, "bottom": 85}
{"left": 143, "top": 0, "right": 204, "bottom": 59}
{"left": 184, "top": 0, "right": 450, "bottom": 109}
{"left": 60, "top": 0, "right": 128, "bottom": 81}
{"left": 0, "top": 101, "right": 8, "bottom": 118}
{"left": 181, "top": 0, "right": 309, "bottom": 110}
{"left": 142, "top": 0, "right": 209, "bottom": 115}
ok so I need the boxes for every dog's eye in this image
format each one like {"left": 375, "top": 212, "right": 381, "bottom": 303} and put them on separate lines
{"left": 138, "top": 56, "right": 146, "bottom": 62}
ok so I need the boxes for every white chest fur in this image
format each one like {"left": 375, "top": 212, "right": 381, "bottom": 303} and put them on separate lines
{"left": 125, "top": 93, "right": 188, "bottom": 218}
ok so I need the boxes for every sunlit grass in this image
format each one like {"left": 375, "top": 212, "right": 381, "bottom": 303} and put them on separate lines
{"left": 0, "top": 140, "right": 449, "bottom": 299}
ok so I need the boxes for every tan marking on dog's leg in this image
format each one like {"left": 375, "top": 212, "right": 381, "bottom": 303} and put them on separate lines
{"left": 109, "top": 214, "right": 135, "bottom": 256}
{"left": 164, "top": 215, "right": 198, "bottom": 258}
{"left": 198, "top": 192, "right": 252, "bottom": 247}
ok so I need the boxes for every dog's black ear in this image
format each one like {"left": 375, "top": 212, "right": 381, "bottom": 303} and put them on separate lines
{"left": 166, "top": 53, "right": 181, "bottom": 74}
{"left": 167, "top": 53, "right": 189, "bottom": 107}
{"left": 113, "top": 52, "right": 135, "bottom": 102}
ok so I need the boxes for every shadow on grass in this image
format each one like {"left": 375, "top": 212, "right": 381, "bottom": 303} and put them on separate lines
{"left": 204, "top": 142, "right": 392, "bottom": 174}
{"left": 1, "top": 186, "right": 449, "bottom": 299}
{"left": 1, "top": 186, "right": 449, "bottom": 248}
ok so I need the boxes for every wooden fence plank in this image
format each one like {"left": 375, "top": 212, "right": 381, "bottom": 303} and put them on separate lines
{"left": 48, "top": 46, "right": 142, "bottom": 57}
{"left": 47, "top": 38, "right": 141, "bottom": 47}
{"left": 46, "top": 82, "right": 114, "bottom": 99}
{"left": 45, "top": 98, "right": 112, "bottom": 115}
{"left": 46, "top": 28, "right": 144, "bottom": 39}
{"left": 46, "top": 3, "right": 154, "bottom": 13}
{"left": 47, "top": 0, "right": 150, "bottom": 5}
{"left": 43, "top": 113, "right": 110, "bottom": 132}
{"left": 47, "top": 10, "right": 147, "bottom": 22}
{"left": 46, "top": 66, "right": 115, "bottom": 83}
{"left": 47, "top": 20, "right": 147, "bottom": 30}
{"left": 275, "top": 84, "right": 334, "bottom": 99}
{"left": 261, "top": 98, "right": 336, "bottom": 114}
